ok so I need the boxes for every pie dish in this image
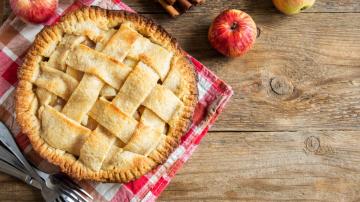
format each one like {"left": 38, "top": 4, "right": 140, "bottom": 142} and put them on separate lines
{"left": 15, "top": 6, "right": 198, "bottom": 182}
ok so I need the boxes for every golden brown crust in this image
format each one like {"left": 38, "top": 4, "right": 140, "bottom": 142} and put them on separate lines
{"left": 16, "top": 6, "right": 198, "bottom": 183}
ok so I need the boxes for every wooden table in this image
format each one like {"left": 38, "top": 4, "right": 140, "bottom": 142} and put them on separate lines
{"left": 1, "top": 0, "right": 360, "bottom": 201}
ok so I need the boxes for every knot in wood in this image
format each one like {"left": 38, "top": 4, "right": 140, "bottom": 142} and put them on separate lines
{"left": 305, "top": 136, "right": 320, "bottom": 152}
{"left": 256, "top": 27, "right": 261, "bottom": 38}
{"left": 270, "top": 77, "right": 294, "bottom": 96}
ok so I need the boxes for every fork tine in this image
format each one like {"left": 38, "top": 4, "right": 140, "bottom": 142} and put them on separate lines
{"left": 59, "top": 184, "right": 89, "bottom": 202}
{"left": 53, "top": 174, "right": 93, "bottom": 200}
{"left": 61, "top": 175, "right": 93, "bottom": 199}
{"left": 58, "top": 187, "right": 81, "bottom": 202}
{"left": 64, "top": 180, "right": 93, "bottom": 200}
{"left": 58, "top": 196, "right": 68, "bottom": 202}
{"left": 58, "top": 195, "right": 75, "bottom": 202}
{"left": 57, "top": 181, "right": 90, "bottom": 202}
{"left": 67, "top": 187, "right": 89, "bottom": 202}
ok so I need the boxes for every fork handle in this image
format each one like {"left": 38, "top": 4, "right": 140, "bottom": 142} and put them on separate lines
{"left": 0, "top": 122, "right": 43, "bottom": 182}
{"left": 0, "top": 146, "right": 27, "bottom": 173}
{"left": 0, "top": 160, "right": 41, "bottom": 189}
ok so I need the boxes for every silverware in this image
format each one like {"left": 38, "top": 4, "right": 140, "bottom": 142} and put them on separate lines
{"left": 39, "top": 171, "right": 93, "bottom": 202}
{"left": 0, "top": 145, "right": 28, "bottom": 173}
{"left": 0, "top": 159, "right": 41, "bottom": 189}
{"left": 0, "top": 145, "right": 41, "bottom": 189}
{"left": 0, "top": 122, "right": 42, "bottom": 182}
{"left": 0, "top": 145, "right": 61, "bottom": 201}
{"left": 0, "top": 122, "right": 93, "bottom": 202}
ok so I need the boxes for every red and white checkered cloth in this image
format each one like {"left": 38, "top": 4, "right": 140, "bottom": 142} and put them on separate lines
{"left": 0, "top": 0, "right": 233, "bottom": 201}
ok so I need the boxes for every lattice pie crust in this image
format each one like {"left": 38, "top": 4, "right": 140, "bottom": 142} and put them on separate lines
{"left": 15, "top": 7, "right": 198, "bottom": 182}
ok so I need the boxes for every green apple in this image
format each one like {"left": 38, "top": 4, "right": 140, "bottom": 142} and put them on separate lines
{"left": 272, "top": 0, "right": 316, "bottom": 15}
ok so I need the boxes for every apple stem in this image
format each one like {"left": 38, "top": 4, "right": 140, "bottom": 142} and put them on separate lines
{"left": 230, "top": 22, "right": 238, "bottom": 30}
{"left": 301, "top": 6, "right": 309, "bottom": 11}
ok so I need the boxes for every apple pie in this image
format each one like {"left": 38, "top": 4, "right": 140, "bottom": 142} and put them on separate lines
{"left": 15, "top": 6, "right": 198, "bottom": 182}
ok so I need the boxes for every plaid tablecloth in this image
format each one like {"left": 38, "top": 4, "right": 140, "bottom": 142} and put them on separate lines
{"left": 0, "top": 0, "right": 233, "bottom": 201}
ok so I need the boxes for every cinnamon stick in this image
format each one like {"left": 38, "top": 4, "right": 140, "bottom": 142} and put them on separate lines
{"left": 177, "top": 0, "right": 192, "bottom": 11}
{"left": 165, "top": 0, "right": 176, "bottom": 5}
{"left": 158, "top": 0, "right": 180, "bottom": 17}
{"left": 189, "top": 0, "right": 205, "bottom": 5}
{"left": 157, "top": 0, "right": 205, "bottom": 17}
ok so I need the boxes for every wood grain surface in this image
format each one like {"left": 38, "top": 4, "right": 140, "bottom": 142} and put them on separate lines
{"left": 159, "top": 131, "right": 360, "bottom": 201}
{"left": 1, "top": 0, "right": 360, "bottom": 201}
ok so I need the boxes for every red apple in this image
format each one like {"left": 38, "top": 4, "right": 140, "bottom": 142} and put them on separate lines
{"left": 10, "top": 0, "right": 58, "bottom": 24}
{"left": 273, "top": 0, "right": 316, "bottom": 15}
{"left": 208, "top": 9, "right": 257, "bottom": 57}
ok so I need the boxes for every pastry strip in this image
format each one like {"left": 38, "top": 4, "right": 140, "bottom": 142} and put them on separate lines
{"left": 89, "top": 98, "right": 138, "bottom": 143}
{"left": 41, "top": 105, "right": 91, "bottom": 156}
{"left": 143, "top": 84, "right": 183, "bottom": 122}
{"left": 124, "top": 123, "right": 165, "bottom": 156}
{"left": 61, "top": 19, "right": 105, "bottom": 41}
{"left": 102, "top": 148, "right": 149, "bottom": 170}
{"left": 34, "top": 62, "right": 79, "bottom": 100}
{"left": 62, "top": 74, "right": 104, "bottom": 122}
{"left": 66, "top": 44, "right": 132, "bottom": 89}
{"left": 47, "top": 35, "right": 86, "bottom": 70}
{"left": 127, "top": 37, "right": 151, "bottom": 60}
{"left": 79, "top": 127, "right": 116, "bottom": 171}
{"left": 163, "top": 67, "right": 182, "bottom": 95}
{"left": 140, "top": 42, "right": 173, "bottom": 81}
{"left": 128, "top": 37, "right": 173, "bottom": 80}
{"left": 140, "top": 109, "right": 166, "bottom": 132}
{"left": 95, "top": 29, "right": 117, "bottom": 51}
{"left": 102, "top": 22, "right": 141, "bottom": 61}
{"left": 66, "top": 66, "right": 84, "bottom": 81}
{"left": 35, "top": 88, "right": 57, "bottom": 106}
{"left": 112, "top": 62, "right": 159, "bottom": 116}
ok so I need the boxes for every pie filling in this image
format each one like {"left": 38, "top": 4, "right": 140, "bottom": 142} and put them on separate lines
{"left": 29, "top": 17, "right": 187, "bottom": 172}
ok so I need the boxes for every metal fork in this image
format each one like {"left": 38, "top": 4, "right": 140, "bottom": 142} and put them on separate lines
{"left": 38, "top": 170, "right": 93, "bottom": 202}
{"left": 0, "top": 141, "right": 64, "bottom": 201}
{"left": 0, "top": 122, "right": 93, "bottom": 202}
